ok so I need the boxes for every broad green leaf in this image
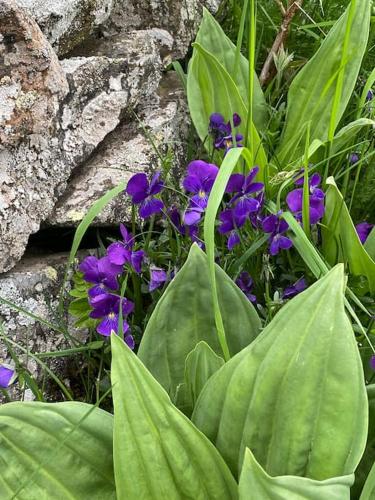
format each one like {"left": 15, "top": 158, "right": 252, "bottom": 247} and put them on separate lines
{"left": 193, "top": 266, "right": 368, "bottom": 480}
{"left": 111, "top": 334, "right": 238, "bottom": 500}
{"left": 360, "top": 462, "right": 375, "bottom": 500}
{"left": 196, "top": 8, "right": 267, "bottom": 130}
{"left": 364, "top": 227, "right": 375, "bottom": 261}
{"left": 239, "top": 448, "right": 354, "bottom": 500}
{"left": 176, "top": 341, "right": 225, "bottom": 416}
{"left": 187, "top": 43, "right": 267, "bottom": 172}
{"left": 352, "top": 385, "right": 375, "bottom": 499}
{"left": 138, "top": 243, "right": 260, "bottom": 397}
{"left": 0, "top": 402, "right": 115, "bottom": 499}
{"left": 322, "top": 177, "right": 375, "bottom": 294}
{"left": 275, "top": 0, "right": 371, "bottom": 165}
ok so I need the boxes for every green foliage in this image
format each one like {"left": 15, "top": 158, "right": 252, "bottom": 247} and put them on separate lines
{"left": 360, "top": 462, "right": 375, "bottom": 500}
{"left": 193, "top": 266, "right": 368, "bottom": 479}
{"left": 239, "top": 448, "right": 354, "bottom": 500}
{"left": 68, "top": 272, "right": 97, "bottom": 328}
{"left": 0, "top": 402, "right": 115, "bottom": 499}
{"left": 111, "top": 334, "right": 238, "bottom": 499}
{"left": 322, "top": 177, "right": 375, "bottom": 294}
{"left": 274, "top": 0, "right": 371, "bottom": 165}
{"left": 175, "top": 341, "right": 225, "bottom": 417}
{"left": 352, "top": 385, "right": 375, "bottom": 498}
{"left": 195, "top": 8, "right": 267, "bottom": 131}
{"left": 187, "top": 43, "right": 267, "bottom": 169}
{"left": 138, "top": 243, "right": 260, "bottom": 398}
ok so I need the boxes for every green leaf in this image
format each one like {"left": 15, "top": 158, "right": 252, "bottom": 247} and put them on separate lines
{"left": 352, "top": 385, "right": 375, "bottom": 499}
{"left": 322, "top": 177, "right": 375, "bottom": 294}
{"left": 0, "top": 402, "right": 115, "bottom": 499}
{"left": 360, "top": 462, "right": 375, "bottom": 500}
{"left": 176, "top": 341, "right": 225, "bottom": 416}
{"left": 275, "top": 0, "right": 371, "bottom": 164}
{"left": 111, "top": 334, "right": 238, "bottom": 500}
{"left": 196, "top": 8, "right": 267, "bottom": 131}
{"left": 331, "top": 118, "right": 375, "bottom": 157}
{"left": 138, "top": 243, "right": 260, "bottom": 397}
{"left": 364, "top": 227, "right": 375, "bottom": 261}
{"left": 192, "top": 266, "right": 368, "bottom": 480}
{"left": 187, "top": 43, "right": 267, "bottom": 172}
{"left": 239, "top": 448, "right": 354, "bottom": 500}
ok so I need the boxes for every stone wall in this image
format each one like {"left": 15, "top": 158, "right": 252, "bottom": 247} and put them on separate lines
{"left": 0, "top": 0, "right": 218, "bottom": 400}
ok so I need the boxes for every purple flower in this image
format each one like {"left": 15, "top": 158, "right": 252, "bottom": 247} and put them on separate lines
{"left": 286, "top": 172, "right": 325, "bottom": 224}
{"left": 370, "top": 355, "right": 375, "bottom": 371}
{"left": 236, "top": 272, "right": 257, "bottom": 303}
{"left": 356, "top": 222, "right": 374, "bottom": 244}
{"left": 349, "top": 153, "right": 360, "bottom": 164}
{"left": 0, "top": 365, "right": 15, "bottom": 388}
{"left": 209, "top": 112, "right": 243, "bottom": 152}
{"left": 169, "top": 206, "right": 200, "bottom": 244}
{"left": 218, "top": 209, "right": 241, "bottom": 250}
{"left": 262, "top": 213, "right": 293, "bottom": 256}
{"left": 149, "top": 266, "right": 168, "bottom": 292}
{"left": 226, "top": 167, "right": 264, "bottom": 225}
{"left": 126, "top": 172, "right": 164, "bottom": 218}
{"left": 282, "top": 277, "right": 307, "bottom": 299}
{"left": 79, "top": 255, "right": 122, "bottom": 295}
{"left": 89, "top": 293, "right": 134, "bottom": 347}
{"left": 107, "top": 224, "right": 145, "bottom": 274}
{"left": 183, "top": 160, "right": 219, "bottom": 225}
{"left": 366, "top": 90, "right": 374, "bottom": 102}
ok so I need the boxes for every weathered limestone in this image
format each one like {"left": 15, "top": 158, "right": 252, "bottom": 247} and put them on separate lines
{"left": 48, "top": 72, "right": 189, "bottom": 226}
{"left": 0, "top": 252, "right": 85, "bottom": 401}
{"left": 0, "top": 0, "right": 171, "bottom": 273}
{"left": 16, "top": 0, "right": 114, "bottom": 56}
{"left": 103, "top": 0, "right": 221, "bottom": 59}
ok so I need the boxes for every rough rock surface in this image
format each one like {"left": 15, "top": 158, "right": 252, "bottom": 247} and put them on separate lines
{"left": 16, "top": 0, "right": 114, "bottom": 56}
{"left": 0, "top": 252, "right": 86, "bottom": 401}
{"left": 103, "top": 0, "right": 221, "bottom": 59}
{"left": 0, "top": 1, "right": 170, "bottom": 274}
{"left": 48, "top": 72, "right": 189, "bottom": 226}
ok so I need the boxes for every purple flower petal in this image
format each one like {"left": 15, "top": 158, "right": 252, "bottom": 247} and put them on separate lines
{"left": 0, "top": 366, "right": 14, "bottom": 388}
{"left": 79, "top": 256, "right": 100, "bottom": 283}
{"left": 370, "top": 355, "right": 375, "bottom": 370}
{"left": 278, "top": 235, "right": 293, "bottom": 250}
{"left": 228, "top": 231, "right": 240, "bottom": 250}
{"left": 131, "top": 250, "right": 144, "bottom": 274}
{"left": 286, "top": 189, "right": 303, "bottom": 213}
{"left": 126, "top": 173, "right": 149, "bottom": 203}
{"left": 149, "top": 267, "right": 168, "bottom": 292}
{"left": 107, "top": 242, "right": 131, "bottom": 266}
{"left": 262, "top": 214, "right": 278, "bottom": 233}
{"left": 88, "top": 283, "right": 108, "bottom": 298}
{"left": 356, "top": 222, "right": 374, "bottom": 244}
{"left": 120, "top": 224, "right": 133, "bottom": 247}
{"left": 139, "top": 198, "right": 164, "bottom": 218}
{"left": 209, "top": 113, "right": 226, "bottom": 129}
{"left": 149, "top": 171, "right": 164, "bottom": 195}
{"left": 232, "top": 113, "right": 241, "bottom": 127}
{"left": 125, "top": 334, "right": 135, "bottom": 350}
{"left": 218, "top": 209, "right": 235, "bottom": 234}
{"left": 226, "top": 174, "right": 245, "bottom": 193}
{"left": 184, "top": 208, "right": 203, "bottom": 226}
{"left": 97, "top": 313, "right": 130, "bottom": 337}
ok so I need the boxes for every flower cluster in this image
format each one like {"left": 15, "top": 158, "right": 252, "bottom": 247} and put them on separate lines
{"left": 209, "top": 112, "right": 243, "bottom": 153}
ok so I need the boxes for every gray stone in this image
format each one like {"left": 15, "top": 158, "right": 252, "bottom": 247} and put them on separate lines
{"left": 16, "top": 0, "right": 114, "bottom": 56}
{"left": 48, "top": 72, "right": 189, "bottom": 226}
{"left": 0, "top": 4, "right": 168, "bottom": 273}
{"left": 0, "top": 252, "right": 86, "bottom": 401}
{"left": 103, "top": 0, "right": 220, "bottom": 59}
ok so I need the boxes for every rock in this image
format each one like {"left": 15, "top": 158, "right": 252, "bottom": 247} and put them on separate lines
{"left": 16, "top": 0, "right": 114, "bottom": 56}
{"left": 0, "top": 0, "right": 69, "bottom": 272}
{"left": 103, "top": 0, "right": 220, "bottom": 59}
{"left": 48, "top": 71, "right": 189, "bottom": 226}
{"left": 0, "top": 6, "right": 168, "bottom": 273}
{"left": 0, "top": 252, "right": 86, "bottom": 402}
{"left": 60, "top": 29, "right": 167, "bottom": 173}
